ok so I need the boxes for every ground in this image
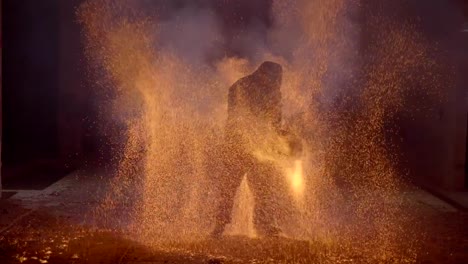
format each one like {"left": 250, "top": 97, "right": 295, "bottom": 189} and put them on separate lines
{"left": 0, "top": 169, "right": 467, "bottom": 264}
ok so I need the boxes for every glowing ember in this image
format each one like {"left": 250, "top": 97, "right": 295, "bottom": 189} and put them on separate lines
{"left": 77, "top": 0, "right": 447, "bottom": 261}
{"left": 288, "top": 160, "right": 304, "bottom": 197}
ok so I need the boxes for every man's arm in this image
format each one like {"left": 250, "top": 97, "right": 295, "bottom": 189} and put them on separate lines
{"left": 279, "top": 128, "right": 303, "bottom": 158}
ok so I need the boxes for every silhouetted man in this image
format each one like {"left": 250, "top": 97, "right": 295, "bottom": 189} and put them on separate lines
{"left": 212, "top": 61, "right": 301, "bottom": 237}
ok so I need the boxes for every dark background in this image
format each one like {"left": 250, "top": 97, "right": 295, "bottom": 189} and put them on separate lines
{"left": 3, "top": 0, "right": 59, "bottom": 165}
{"left": 1, "top": 0, "right": 467, "bottom": 190}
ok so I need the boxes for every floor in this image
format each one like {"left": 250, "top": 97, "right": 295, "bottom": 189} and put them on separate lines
{"left": 0, "top": 169, "right": 467, "bottom": 264}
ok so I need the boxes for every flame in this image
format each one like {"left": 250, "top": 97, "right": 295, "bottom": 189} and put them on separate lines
{"left": 288, "top": 159, "right": 304, "bottom": 197}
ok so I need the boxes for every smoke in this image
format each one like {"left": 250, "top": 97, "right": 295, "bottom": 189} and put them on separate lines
{"left": 157, "top": 6, "right": 222, "bottom": 65}
{"left": 78, "top": 0, "right": 451, "bottom": 261}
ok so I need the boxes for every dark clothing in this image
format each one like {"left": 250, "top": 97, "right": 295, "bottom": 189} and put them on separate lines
{"left": 225, "top": 61, "right": 283, "bottom": 150}
{"left": 215, "top": 61, "right": 286, "bottom": 236}
{"left": 217, "top": 143, "right": 282, "bottom": 235}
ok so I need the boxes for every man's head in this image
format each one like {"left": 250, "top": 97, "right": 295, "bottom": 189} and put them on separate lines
{"left": 254, "top": 61, "right": 283, "bottom": 85}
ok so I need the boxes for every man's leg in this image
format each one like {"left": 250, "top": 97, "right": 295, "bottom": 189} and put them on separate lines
{"left": 249, "top": 161, "right": 282, "bottom": 237}
{"left": 212, "top": 149, "right": 247, "bottom": 237}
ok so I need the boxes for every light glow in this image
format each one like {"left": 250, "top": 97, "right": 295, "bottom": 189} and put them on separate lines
{"left": 288, "top": 159, "right": 304, "bottom": 197}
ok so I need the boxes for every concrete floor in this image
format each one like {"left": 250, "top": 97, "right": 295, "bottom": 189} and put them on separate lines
{"left": 0, "top": 169, "right": 467, "bottom": 264}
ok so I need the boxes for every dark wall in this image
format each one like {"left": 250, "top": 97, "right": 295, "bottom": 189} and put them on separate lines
{"left": 2, "top": 0, "right": 60, "bottom": 165}
{"left": 360, "top": 0, "right": 467, "bottom": 187}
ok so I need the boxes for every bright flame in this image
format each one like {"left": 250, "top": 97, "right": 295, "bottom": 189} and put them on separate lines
{"left": 288, "top": 159, "right": 304, "bottom": 196}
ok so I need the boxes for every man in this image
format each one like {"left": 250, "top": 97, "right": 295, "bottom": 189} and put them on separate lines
{"left": 212, "top": 61, "right": 301, "bottom": 237}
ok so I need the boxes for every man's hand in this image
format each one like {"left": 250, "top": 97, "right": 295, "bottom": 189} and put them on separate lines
{"left": 278, "top": 129, "right": 303, "bottom": 158}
